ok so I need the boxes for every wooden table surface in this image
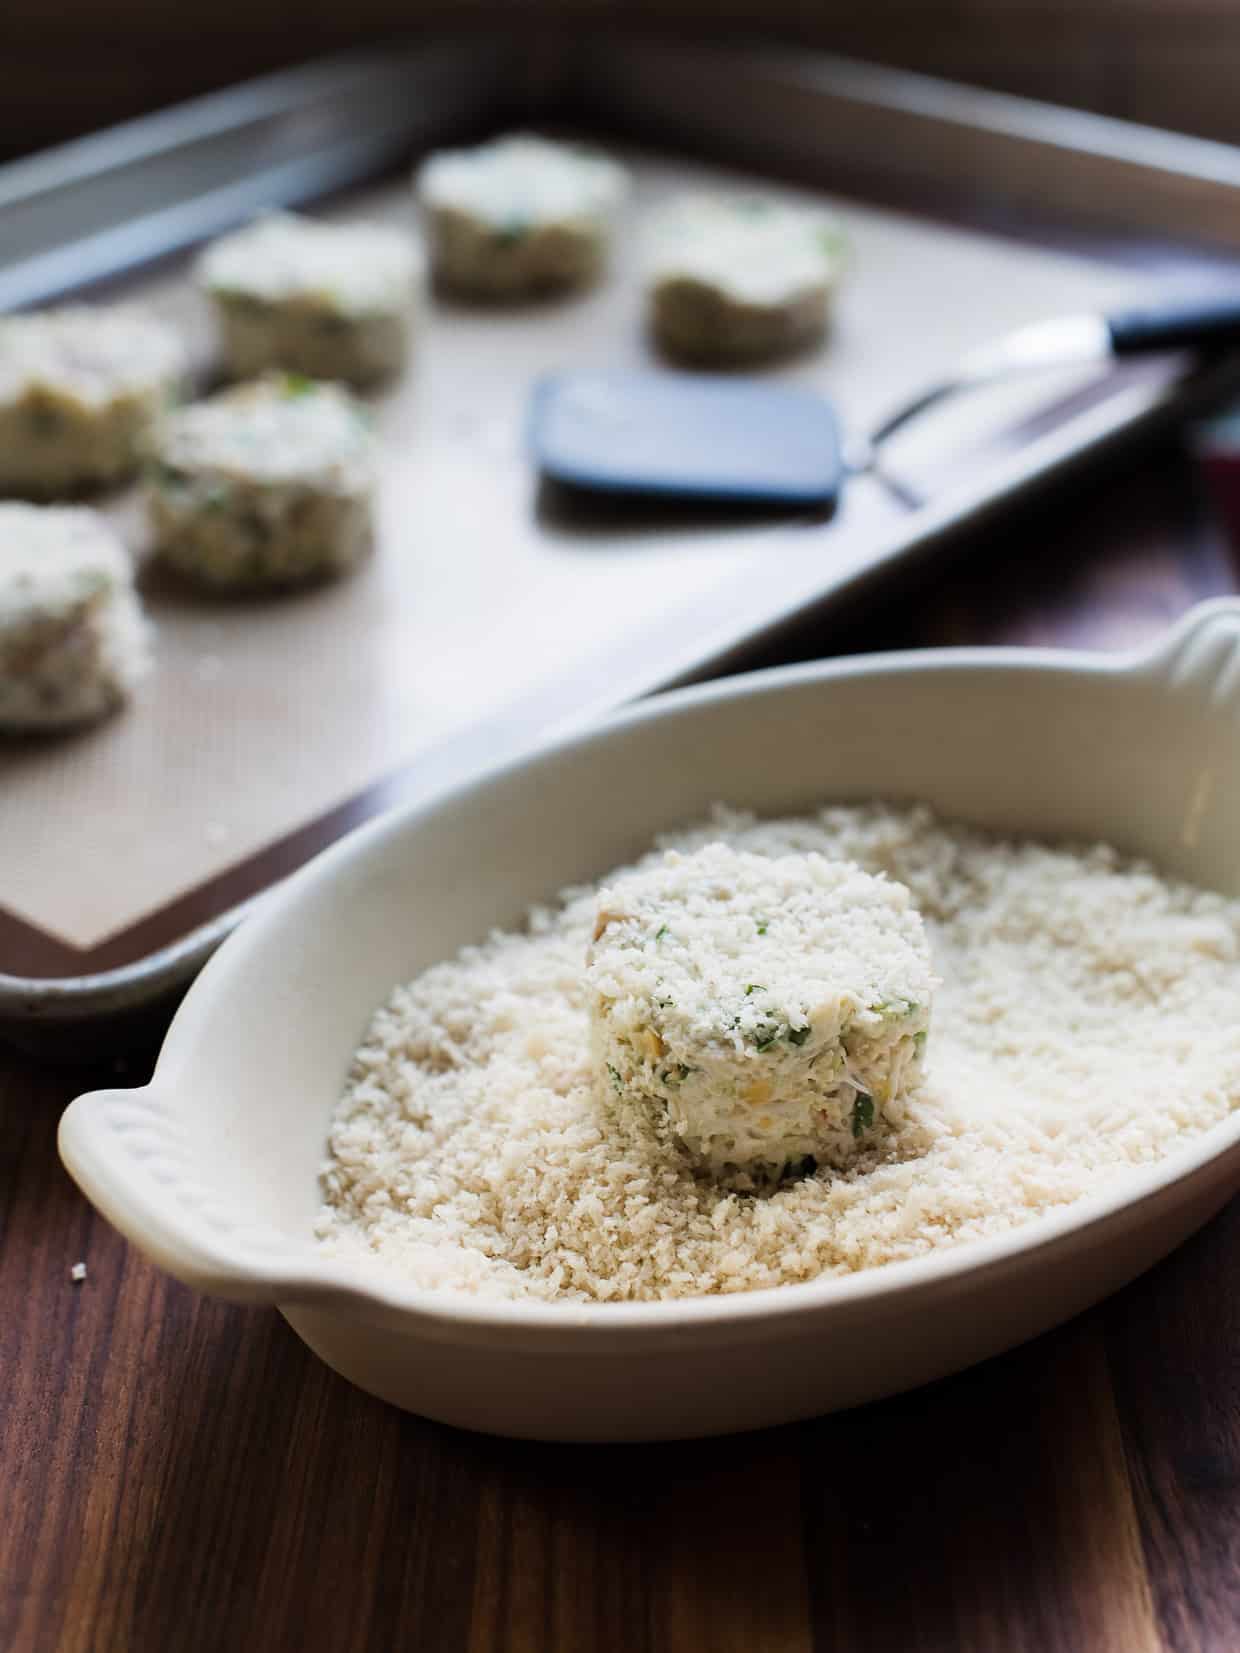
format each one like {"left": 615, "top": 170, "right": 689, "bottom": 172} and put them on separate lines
{"left": 6, "top": 440, "right": 1240, "bottom": 1653}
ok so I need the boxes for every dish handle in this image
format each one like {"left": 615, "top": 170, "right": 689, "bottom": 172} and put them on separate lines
{"left": 1131, "top": 596, "right": 1240, "bottom": 700}
{"left": 58, "top": 1086, "right": 287, "bottom": 1302}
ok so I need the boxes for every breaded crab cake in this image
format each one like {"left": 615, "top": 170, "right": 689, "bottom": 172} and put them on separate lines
{"left": 586, "top": 841, "right": 933, "bottom": 1181}
{"left": 146, "top": 373, "right": 376, "bottom": 590}
{"left": 198, "top": 212, "right": 421, "bottom": 386}
{"left": 416, "top": 134, "right": 628, "bottom": 299}
{"left": 0, "top": 305, "right": 186, "bottom": 496}
{"left": 0, "top": 503, "right": 150, "bottom": 731}
{"left": 646, "top": 194, "right": 846, "bottom": 364}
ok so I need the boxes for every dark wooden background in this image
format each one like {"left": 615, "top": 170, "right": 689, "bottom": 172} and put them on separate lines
{"left": 2, "top": 1, "right": 1239, "bottom": 161}
{"left": 7, "top": 441, "right": 1240, "bottom": 1652}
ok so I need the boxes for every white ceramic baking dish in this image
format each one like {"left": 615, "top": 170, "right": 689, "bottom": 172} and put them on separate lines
{"left": 60, "top": 598, "right": 1240, "bottom": 1441}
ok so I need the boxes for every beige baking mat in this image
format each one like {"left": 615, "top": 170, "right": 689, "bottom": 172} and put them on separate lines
{"left": 0, "top": 152, "right": 1142, "bottom": 952}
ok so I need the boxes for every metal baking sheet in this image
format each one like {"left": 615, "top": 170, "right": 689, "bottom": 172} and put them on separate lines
{"left": 3, "top": 35, "right": 1238, "bottom": 1022}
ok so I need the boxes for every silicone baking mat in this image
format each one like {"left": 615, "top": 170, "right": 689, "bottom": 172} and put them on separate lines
{"left": 0, "top": 148, "right": 1148, "bottom": 977}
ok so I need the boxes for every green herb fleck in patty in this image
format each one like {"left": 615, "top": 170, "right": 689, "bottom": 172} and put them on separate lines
{"left": 753, "top": 1020, "right": 781, "bottom": 1052}
{"left": 851, "top": 1092, "right": 875, "bottom": 1138}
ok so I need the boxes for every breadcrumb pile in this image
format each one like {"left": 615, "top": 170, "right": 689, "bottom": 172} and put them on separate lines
{"left": 317, "top": 804, "right": 1240, "bottom": 1303}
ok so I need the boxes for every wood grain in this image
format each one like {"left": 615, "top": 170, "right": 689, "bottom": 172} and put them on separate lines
{"left": 7, "top": 437, "right": 1240, "bottom": 1650}
{"left": 799, "top": 1323, "right": 1161, "bottom": 1652}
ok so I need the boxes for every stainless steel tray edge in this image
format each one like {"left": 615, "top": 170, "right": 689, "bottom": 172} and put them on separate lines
{"left": 0, "top": 38, "right": 513, "bottom": 313}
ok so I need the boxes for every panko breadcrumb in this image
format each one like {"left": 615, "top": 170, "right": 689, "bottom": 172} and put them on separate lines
{"left": 318, "top": 804, "right": 1240, "bottom": 1304}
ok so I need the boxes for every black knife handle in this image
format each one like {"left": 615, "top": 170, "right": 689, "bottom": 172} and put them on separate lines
{"left": 1108, "top": 294, "right": 1240, "bottom": 356}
